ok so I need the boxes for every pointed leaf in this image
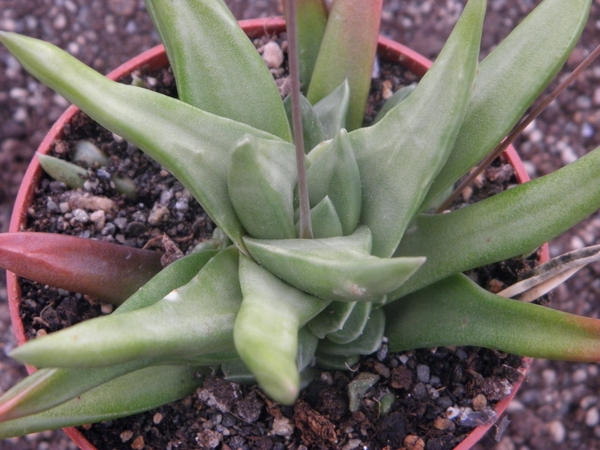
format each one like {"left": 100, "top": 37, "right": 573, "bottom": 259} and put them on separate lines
{"left": 308, "top": 301, "right": 357, "bottom": 338}
{"left": 307, "top": 129, "right": 361, "bottom": 235}
{"left": 235, "top": 255, "right": 329, "bottom": 404}
{"left": 302, "top": 196, "right": 343, "bottom": 238}
{"left": 0, "top": 31, "right": 285, "bottom": 250}
{"left": 228, "top": 135, "right": 297, "bottom": 239}
{"left": 498, "top": 244, "right": 600, "bottom": 301}
{"left": 144, "top": 0, "right": 291, "bottom": 141}
{"left": 326, "top": 301, "right": 372, "bottom": 344}
{"left": 318, "top": 307, "right": 385, "bottom": 356}
{"left": 307, "top": 0, "right": 382, "bottom": 130}
{"left": 283, "top": 93, "right": 326, "bottom": 153}
{"left": 393, "top": 145, "right": 600, "bottom": 299}
{"left": 37, "top": 153, "right": 86, "bottom": 189}
{"left": 282, "top": 0, "right": 328, "bottom": 92}
{"left": 0, "top": 365, "right": 204, "bottom": 439}
{"left": 297, "top": 326, "right": 320, "bottom": 372}
{"left": 349, "top": 0, "right": 485, "bottom": 257}
{"left": 244, "top": 226, "right": 425, "bottom": 303}
{"left": 385, "top": 274, "right": 600, "bottom": 362}
{"left": 423, "top": 0, "right": 593, "bottom": 206}
{"left": 0, "top": 232, "right": 162, "bottom": 305}
{"left": 313, "top": 79, "right": 350, "bottom": 139}
{"left": 10, "top": 248, "right": 242, "bottom": 368}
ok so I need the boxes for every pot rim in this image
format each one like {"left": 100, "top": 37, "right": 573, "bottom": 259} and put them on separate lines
{"left": 5, "top": 16, "right": 548, "bottom": 450}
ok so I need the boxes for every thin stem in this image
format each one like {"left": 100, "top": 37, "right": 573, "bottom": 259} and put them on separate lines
{"left": 286, "top": 0, "right": 313, "bottom": 239}
{"left": 436, "top": 42, "right": 600, "bottom": 214}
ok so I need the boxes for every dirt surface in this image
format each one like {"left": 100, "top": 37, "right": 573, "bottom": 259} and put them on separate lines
{"left": 1, "top": 1, "right": 600, "bottom": 449}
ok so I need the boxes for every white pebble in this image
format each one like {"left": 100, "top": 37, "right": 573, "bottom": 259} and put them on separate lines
{"left": 587, "top": 408, "right": 600, "bottom": 427}
{"left": 546, "top": 420, "right": 566, "bottom": 443}
{"left": 572, "top": 368, "right": 588, "bottom": 383}
{"left": 262, "top": 41, "right": 284, "bottom": 69}
{"left": 72, "top": 209, "right": 89, "bottom": 223}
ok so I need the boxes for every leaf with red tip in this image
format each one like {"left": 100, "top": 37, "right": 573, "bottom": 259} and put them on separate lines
{"left": 0, "top": 232, "right": 163, "bottom": 305}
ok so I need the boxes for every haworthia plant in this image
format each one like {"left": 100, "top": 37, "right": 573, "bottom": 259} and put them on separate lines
{"left": 0, "top": 0, "right": 599, "bottom": 438}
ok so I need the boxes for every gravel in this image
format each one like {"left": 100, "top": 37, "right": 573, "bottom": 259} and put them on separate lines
{"left": 1, "top": 1, "right": 600, "bottom": 449}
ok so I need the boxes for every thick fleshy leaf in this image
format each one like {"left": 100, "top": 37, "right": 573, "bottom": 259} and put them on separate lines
{"left": 315, "top": 353, "right": 360, "bottom": 370}
{"left": 0, "top": 232, "right": 162, "bottom": 305}
{"left": 313, "top": 79, "right": 350, "bottom": 139}
{"left": 235, "top": 255, "right": 329, "bottom": 404}
{"left": 228, "top": 135, "right": 297, "bottom": 240}
{"left": 297, "top": 326, "right": 320, "bottom": 372}
{"left": 326, "top": 301, "right": 371, "bottom": 344}
{"left": 37, "top": 153, "right": 86, "bottom": 189}
{"left": 385, "top": 274, "right": 600, "bottom": 362}
{"left": 144, "top": 0, "right": 291, "bottom": 141}
{"left": 10, "top": 248, "right": 242, "bottom": 368}
{"left": 301, "top": 196, "right": 343, "bottom": 238}
{"left": 318, "top": 307, "right": 385, "bottom": 356}
{"left": 244, "top": 226, "right": 425, "bottom": 303}
{"left": 0, "top": 32, "right": 285, "bottom": 250}
{"left": 0, "top": 250, "right": 216, "bottom": 421}
{"left": 393, "top": 145, "right": 600, "bottom": 299}
{"left": 372, "top": 84, "right": 415, "bottom": 124}
{"left": 349, "top": 0, "right": 484, "bottom": 257}
{"left": 308, "top": 301, "right": 357, "bottom": 338}
{"left": 307, "top": 0, "right": 382, "bottom": 130}
{"left": 282, "top": 0, "right": 328, "bottom": 92}
{"left": 0, "top": 365, "right": 204, "bottom": 439}
{"left": 307, "top": 129, "right": 361, "bottom": 235}
{"left": 283, "top": 93, "right": 326, "bottom": 153}
{"left": 423, "top": 0, "right": 592, "bottom": 206}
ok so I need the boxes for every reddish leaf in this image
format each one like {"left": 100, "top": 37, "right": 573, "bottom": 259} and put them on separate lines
{"left": 0, "top": 232, "right": 163, "bottom": 305}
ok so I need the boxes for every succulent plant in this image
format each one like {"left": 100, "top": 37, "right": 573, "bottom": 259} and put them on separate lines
{"left": 0, "top": 0, "right": 599, "bottom": 438}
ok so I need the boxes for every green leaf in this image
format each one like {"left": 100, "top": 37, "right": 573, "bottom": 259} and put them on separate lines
{"left": 423, "top": 0, "right": 593, "bottom": 206}
{"left": 10, "top": 248, "right": 242, "bottom": 368}
{"left": 307, "top": 0, "right": 382, "bottom": 130}
{"left": 282, "top": 0, "right": 328, "bottom": 92}
{"left": 0, "top": 31, "right": 285, "bottom": 250}
{"left": 143, "top": 0, "right": 291, "bottom": 141}
{"left": 302, "top": 196, "right": 344, "bottom": 238}
{"left": 0, "top": 365, "right": 204, "bottom": 439}
{"left": 315, "top": 353, "right": 360, "bottom": 370}
{"left": 0, "top": 250, "right": 216, "bottom": 421}
{"left": 307, "top": 129, "right": 361, "bottom": 235}
{"left": 312, "top": 79, "right": 350, "bottom": 139}
{"left": 297, "top": 326, "right": 320, "bottom": 372}
{"left": 318, "top": 307, "right": 385, "bottom": 356}
{"left": 228, "top": 135, "right": 297, "bottom": 240}
{"left": 349, "top": 0, "right": 485, "bottom": 257}
{"left": 326, "top": 301, "right": 372, "bottom": 345}
{"left": 393, "top": 145, "right": 600, "bottom": 299}
{"left": 37, "top": 153, "right": 86, "bottom": 189}
{"left": 283, "top": 93, "right": 326, "bottom": 153}
{"left": 308, "top": 301, "right": 357, "bottom": 338}
{"left": 385, "top": 274, "right": 600, "bottom": 362}
{"left": 235, "top": 255, "right": 329, "bottom": 404}
{"left": 372, "top": 84, "right": 415, "bottom": 124}
{"left": 244, "top": 226, "right": 425, "bottom": 303}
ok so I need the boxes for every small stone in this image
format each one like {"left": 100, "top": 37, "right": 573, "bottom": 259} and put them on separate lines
{"left": 72, "top": 208, "right": 89, "bottom": 223}
{"left": 148, "top": 203, "right": 170, "bottom": 225}
{"left": 119, "top": 430, "right": 133, "bottom": 443}
{"left": 101, "top": 303, "right": 113, "bottom": 314}
{"left": 271, "top": 417, "right": 294, "bottom": 437}
{"left": 403, "top": 434, "right": 425, "bottom": 450}
{"left": 90, "top": 210, "right": 106, "bottom": 230}
{"left": 101, "top": 222, "right": 117, "bottom": 236}
{"left": 472, "top": 393, "right": 487, "bottom": 411}
{"left": 262, "top": 41, "right": 284, "bottom": 68}
{"left": 342, "top": 438, "right": 363, "bottom": 450}
{"left": 546, "top": 420, "right": 566, "bottom": 443}
{"left": 153, "top": 412, "right": 163, "bottom": 424}
{"left": 130, "top": 435, "right": 145, "bottom": 449}
{"left": 416, "top": 364, "right": 430, "bottom": 383}
{"left": 586, "top": 407, "right": 600, "bottom": 427}
{"left": 433, "top": 418, "right": 455, "bottom": 431}
{"left": 572, "top": 368, "right": 588, "bottom": 383}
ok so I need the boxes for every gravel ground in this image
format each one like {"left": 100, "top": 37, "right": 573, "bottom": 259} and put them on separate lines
{"left": 1, "top": 1, "right": 600, "bottom": 449}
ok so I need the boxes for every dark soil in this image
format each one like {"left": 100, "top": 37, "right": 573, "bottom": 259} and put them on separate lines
{"left": 1, "top": 1, "right": 600, "bottom": 450}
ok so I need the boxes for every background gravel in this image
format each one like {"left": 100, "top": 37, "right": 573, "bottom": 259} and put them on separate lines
{"left": 1, "top": 1, "right": 599, "bottom": 449}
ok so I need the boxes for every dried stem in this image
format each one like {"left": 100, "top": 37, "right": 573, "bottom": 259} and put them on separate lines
{"left": 286, "top": 0, "right": 313, "bottom": 239}
{"left": 436, "top": 42, "right": 600, "bottom": 214}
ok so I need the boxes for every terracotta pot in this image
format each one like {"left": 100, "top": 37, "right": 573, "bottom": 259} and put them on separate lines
{"left": 6, "top": 17, "right": 549, "bottom": 450}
